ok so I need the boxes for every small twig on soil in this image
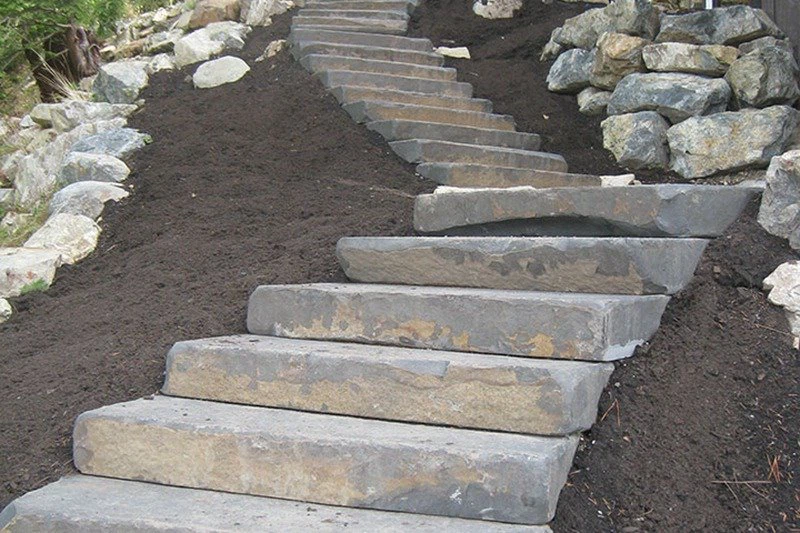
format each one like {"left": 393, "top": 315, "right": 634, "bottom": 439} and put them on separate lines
{"left": 600, "top": 398, "right": 620, "bottom": 427}
{"left": 710, "top": 480, "right": 772, "bottom": 485}
{"left": 768, "top": 455, "right": 782, "bottom": 483}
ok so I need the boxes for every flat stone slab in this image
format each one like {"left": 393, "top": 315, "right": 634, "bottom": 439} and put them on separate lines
{"left": 318, "top": 70, "right": 473, "bottom": 97}
{"left": 293, "top": 41, "right": 444, "bottom": 66}
{"left": 292, "top": 17, "right": 408, "bottom": 34}
{"left": 369, "top": 120, "right": 540, "bottom": 150}
{"left": 0, "top": 475, "right": 551, "bottom": 532}
{"left": 73, "top": 396, "right": 577, "bottom": 524}
{"left": 289, "top": 28, "right": 432, "bottom": 51}
{"left": 413, "top": 185, "right": 758, "bottom": 237}
{"left": 164, "top": 335, "right": 612, "bottom": 435}
{"left": 300, "top": 54, "right": 456, "bottom": 81}
{"left": 306, "top": 1, "right": 417, "bottom": 12}
{"left": 0, "top": 248, "right": 62, "bottom": 298}
{"left": 390, "top": 139, "right": 568, "bottom": 171}
{"left": 415, "top": 163, "right": 603, "bottom": 187}
{"left": 345, "top": 102, "right": 515, "bottom": 130}
{"left": 300, "top": 9, "right": 410, "bottom": 20}
{"left": 331, "top": 86, "right": 491, "bottom": 112}
{"left": 247, "top": 283, "right": 669, "bottom": 361}
{"left": 336, "top": 236, "right": 708, "bottom": 295}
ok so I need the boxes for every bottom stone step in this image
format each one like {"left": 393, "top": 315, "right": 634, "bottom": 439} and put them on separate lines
{"left": 0, "top": 475, "right": 551, "bottom": 532}
{"left": 74, "top": 396, "right": 577, "bottom": 525}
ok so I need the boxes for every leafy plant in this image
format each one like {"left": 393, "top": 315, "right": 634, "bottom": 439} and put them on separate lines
{"left": 19, "top": 279, "right": 49, "bottom": 295}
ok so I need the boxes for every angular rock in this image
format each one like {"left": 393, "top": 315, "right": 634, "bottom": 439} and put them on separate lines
{"left": 174, "top": 21, "right": 251, "bottom": 67}
{"left": 590, "top": 32, "right": 648, "bottom": 91}
{"left": 0, "top": 189, "right": 14, "bottom": 208}
{"left": 193, "top": 56, "right": 251, "bottom": 88}
{"left": 739, "top": 36, "right": 798, "bottom": 70}
{"left": 0, "top": 476, "right": 550, "bottom": 533}
{"left": 189, "top": 0, "right": 241, "bottom": 30}
{"left": 551, "top": 9, "right": 612, "bottom": 51}
{"left": 668, "top": 106, "right": 800, "bottom": 179}
{"left": 725, "top": 46, "right": 800, "bottom": 109}
{"left": 75, "top": 396, "right": 578, "bottom": 524}
{"left": 28, "top": 103, "right": 59, "bottom": 128}
{"left": 143, "top": 29, "right": 183, "bottom": 54}
{"left": 472, "top": 0, "right": 522, "bottom": 20}
{"left": 146, "top": 53, "right": 176, "bottom": 74}
{"left": 164, "top": 335, "right": 613, "bottom": 435}
{"left": 763, "top": 261, "right": 800, "bottom": 337}
{"left": 48, "top": 101, "right": 138, "bottom": 133}
{"left": 604, "top": 0, "right": 660, "bottom": 40}
{"left": 607, "top": 72, "right": 731, "bottom": 124}
{"left": 337, "top": 236, "right": 707, "bottom": 295}
{"left": 58, "top": 152, "right": 130, "bottom": 185}
{"left": 602, "top": 111, "right": 669, "bottom": 170}
{"left": 70, "top": 128, "right": 150, "bottom": 160}
{"left": 24, "top": 213, "right": 101, "bottom": 265}
{"left": 758, "top": 150, "right": 800, "bottom": 249}
{"left": 642, "top": 43, "right": 739, "bottom": 76}
{"left": 49, "top": 181, "right": 130, "bottom": 219}
{"left": 435, "top": 46, "right": 470, "bottom": 59}
{"left": 0, "top": 248, "right": 62, "bottom": 298}
{"left": 256, "top": 39, "right": 287, "bottom": 61}
{"left": 577, "top": 87, "right": 611, "bottom": 116}
{"left": 241, "top": 0, "right": 294, "bottom": 26}
{"left": 547, "top": 48, "right": 595, "bottom": 94}
{"left": 93, "top": 62, "right": 149, "bottom": 105}
{"left": 0, "top": 298, "right": 10, "bottom": 323}
{"left": 656, "top": 6, "right": 784, "bottom": 46}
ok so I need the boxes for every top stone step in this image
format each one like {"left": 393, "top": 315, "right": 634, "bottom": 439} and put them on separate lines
{"left": 305, "top": 0, "right": 417, "bottom": 12}
{"left": 289, "top": 28, "right": 433, "bottom": 51}
{"left": 299, "top": 9, "right": 410, "bottom": 20}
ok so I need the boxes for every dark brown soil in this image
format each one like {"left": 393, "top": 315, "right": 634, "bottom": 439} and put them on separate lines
{"left": 0, "top": 13, "right": 432, "bottom": 508}
{"left": 411, "top": 1, "right": 800, "bottom": 531}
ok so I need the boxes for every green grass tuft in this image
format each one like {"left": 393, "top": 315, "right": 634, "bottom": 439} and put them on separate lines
{"left": 19, "top": 279, "right": 49, "bottom": 295}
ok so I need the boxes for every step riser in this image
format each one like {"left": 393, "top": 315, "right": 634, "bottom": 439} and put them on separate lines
{"left": 336, "top": 237, "right": 708, "bottom": 295}
{"left": 293, "top": 42, "right": 444, "bottom": 66}
{"left": 163, "top": 336, "right": 613, "bottom": 435}
{"left": 369, "top": 120, "right": 540, "bottom": 150}
{"left": 74, "top": 397, "right": 577, "bottom": 524}
{"left": 319, "top": 71, "right": 473, "bottom": 97}
{"left": 344, "top": 103, "right": 515, "bottom": 131}
{"left": 289, "top": 28, "right": 432, "bottom": 51}
{"left": 292, "top": 18, "right": 408, "bottom": 33}
{"left": 413, "top": 186, "right": 759, "bottom": 237}
{"left": 390, "top": 140, "right": 568, "bottom": 172}
{"left": 416, "top": 163, "right": 603, "bottom": 188}
{"left": 247, "top": 284, "right": 669, "bottom": 361}
{"left": 305, "top": 1, "right": 415, "bottom": 12}
{"left": 332, "top": 87, "right": 491, "bottom": 112}
{"left": 301, "top": 55, "right": 457, "bottom": 81}
{"left": 300, "top": 9, "right": 410, "bottom": 20}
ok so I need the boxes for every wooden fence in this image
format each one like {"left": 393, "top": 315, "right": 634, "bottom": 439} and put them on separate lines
{"left": 753, "top": 0, "right": 800, "bottom": 57}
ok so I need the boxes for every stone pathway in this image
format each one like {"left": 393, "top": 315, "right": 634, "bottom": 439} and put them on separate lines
{"left": 0, "top": 2, "right": 760, "bottom": 531}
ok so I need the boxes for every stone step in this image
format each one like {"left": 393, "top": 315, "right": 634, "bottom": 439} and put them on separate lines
{"left": 0, "top": 475, "right": 551, "bottom": 532}
{"left": 73, "top": 395, "right": 578, "bottom": 525}
{"left": 318, "top": 71, "right": 473, "bottom": 97}
{"left": 299, "top": 9, "right": 410, "bottom": 20}
{"left": 332, "top": 86, "right": 491, "bottom": 112}
{"left": 163, "top": 335, "right": 613, "bottom": 435}
{"left": 247, "top": 283, "right": 669, "bottom": 361}
{"left": 293, "top": 41, "right": 444, "bottom": 66}
{"left": 305, "top": 0, "right": 416, "bottom": 12}
{"left": 336, "top": 236, "right": 708, "bottom": 295}
{"left": 413, "top": 185, "right": 759, "bottom": 237}
{"left": 300, "top": 54, "right": 457, "bottom": 81}
{"left": 288, "top": 28, "right": 432, "bottom": 51}
{"left": 368, "top": 120, "right": 541, "bottom": 150}
{"left": 292, "top": 17, "right": 408, "bottom": 34}
{"left": 389, "top": 139, "right": 568, "bottom": 172}
{"left": 416, "top": 163, "right": 605, "bottom": 188}
{"left": 344, "top": 101, "right": 515, "bottom": 131}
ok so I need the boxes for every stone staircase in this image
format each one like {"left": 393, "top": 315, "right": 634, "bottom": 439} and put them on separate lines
{"left": 0, "top": 2, "right": 760, "bottom": 532}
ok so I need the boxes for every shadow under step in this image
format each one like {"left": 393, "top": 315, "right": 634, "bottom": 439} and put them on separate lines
{"left": 318, "top": 71, "right": 473, "bottom": 96}
{"left": 390, "top": 139, "right": 566, "bottom": 171}
{"left": 300, "top": 54, "right": 457, "bottom": 81}
{"left": 369, "top": 120, "right": 540, "bottom": 150}
{"left": 345, "top": 101, "right": 515, "bottom": 130}
{"left": 292, "top": 41, "right": 445, "bottom": 66}
{"left": 331, "top": 86, "right": 491, "bottom": 112}
{"left": 288, "top": 28, "right": 433, "bottom": 51}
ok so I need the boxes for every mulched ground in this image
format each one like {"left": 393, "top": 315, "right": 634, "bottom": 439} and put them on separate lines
{"left": 410, "top": 1, "right": 800, "bottom": 531}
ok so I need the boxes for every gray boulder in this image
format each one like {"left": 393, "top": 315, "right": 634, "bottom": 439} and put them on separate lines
{"left": 546, "top": 48, "right": 595, "bottom": 94}
{"left": 602, "top": 111, "right": 670, "bottom": 170}
{"left": 143, "top": 29, "right": 184, "bottom": 55}
{"left": 49, "top": 181, "right": 130, "bottom": 220}
{"left": 174, "top": 22, "right": 251, "bottom": 67}
{"left": 667, "top": 106, "right": 800, "bottom": 178}
{"left": 240, "top": 0, "right": 294, "bottom": 26}
{"left": 578, "top": 87, "right": 612, "bottom": 116}
{"left": 193, "top": 56, "right": 251, "bottom": 89}
{"left": 656, "top": 6, "right": 784, "bottom": 46}
{"left": 604, "top": 0, "right": 660, "bottom": 40}
{"left": 740, "top": 37, "right": 798, "bottom": 70}
{"left": 642, "top": 43, "right": 739, "bottom": 77}
{"left": 550, "top": 9, "right": 612, "bottom": 51}
{"left": 59, "top": 152, "right": 130, "bottom": 184}
{"left": 49, "top": 101, "right": 138, "bottom": 133}
{"left": 29, "top": 103, "right": 59, "bottom": 128}
{"left": 608, "top": 72, "right": 731, "bottom": 124}
{"left": 24, "top": 213, "right": 101, "bottom": 265}
{"left": 93, "top": 61, "right": 149, "bottom": 104}
{"left": 590, "top": 32, "right": 648, "bottom": 91}
{"left": 473, "top": 0, "right": 523, "bottom": 20}
{"left": 70, "top": 128, "right": 151, "bottom": 160}
{"left": 146, "top": 53, "right": 177, "bottom": 74}
{"left": 725, "top": 47, "right": 800, "bottom": 109}
{"left": 758, "top": 150, "right": 800, "bottom": 249}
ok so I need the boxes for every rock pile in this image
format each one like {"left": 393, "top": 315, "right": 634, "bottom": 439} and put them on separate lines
{"left": 543, "top": 1, "right": 800, "bottom": 178}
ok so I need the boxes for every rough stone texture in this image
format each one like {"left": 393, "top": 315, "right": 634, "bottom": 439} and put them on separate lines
{"left": 70, "top": 128, "right": 150, "bottom": 160}
{"left": 739, "top": 36, "right": 798, "bottom": 70}
{"left": 59, "top": 152, "right": 130, "bottom": 184}
{"left": 725, "top": 46, "right": 800, "bottom": 109}
{"left": 74, "top": 396, "right": 578, "bottom": 524}
{"left": 49, "top": 181, "right": 130, "bottom": 220}
{"left": 551, "top": 8, "right": 612, "bottom": 51}
{"left": 655, "top": 6, "right": 784, "bottom": 46}
{"left": 435, "top": 46, "right": 470, "bottom": 59}
{"left": 241, "top": 0, "right": 294, "bottom": 26}
{"left": 763, "top": 261, "right": 800, "bottom": 337}
{"left": 607, "top": 72, "right": 731, "bottom": 124}
{"left": 146, "top": 53, "right": 176, "bottom": 74}
{"left": 472, "top": 0, "right": 522, "bottom": 19}
{"left": 389, "top": 139, "right": 567, "bottom": 171}
{"left": 758, "top": 150, "right": 800, "bottom": 249}
{"left": 256, "top": 39, "right": 287, "bottom": 61}
{"left": 24, "top": 213, "right": 100, "bottom": 265}
{"left": 92, "top": 61, "right": 149, "bottom": 105}
{"left": 602, "top": 111, "right": 669, "bottom": 170}
{"left": 189, "top": 0, "right": 241, "bottom": 30}
{"left": 248, "top": 283, "right": 669, "bottom": 361}
{"left": 193, "top": 56, "right": 251, "bottom": 88}
{"left": 368, "top": 120, "right": 540, "bottom": 151}
{"left": 413, "top": 184, "right": 757, "bottom": 238}
{"left": 0, "top": 188, "right": 14, "bottom": 208}
{"left": 0, "top": 298, "right": 10, "bottom": 323}
{"left": 337, "top": 236, "right": 707, "bottom": 295}
{"left": 414, "top": 163, "right": 601, "bottom": 188}
{"left": 164, "top": 335, "right": 612, "bottom": 435}
{"left": 346, "top": 102, "right": 514, "bottom": 131}
{"left": 546, "top": 48, "right": 595, "bottom": 94}
{"left": 590, "top": 32, "right": 648, "bottom": 91}
{"left": 143, "top": 29, "right": 183, "bottom": 54}
{"left": 577, "top": 87, "right": 611, "bottom": 116}
{"left": 0, "top": 476, "right": 551, "bottom": 533}
{"left": 604, "top": 0, "right": 660, "bottom": 40}
{"left": 642, "top": 43, "right": 739, "bottom": 76}
{"left": 48, "top": 101, "right": 138, "bottom": 133}
{"left": 0, "top": 248, "right": 62, "bottom": 298}
{"left": 174, "top": 21, "right": 251, "bottom": 67}
{"left": 667, "top": 106, "right": 800, "bottom": 178}
{"left": 318, "top": 71, "right": 472, "bottom": 97}
{"left": 28, "top": 104, "right": 58, "bottom": 128}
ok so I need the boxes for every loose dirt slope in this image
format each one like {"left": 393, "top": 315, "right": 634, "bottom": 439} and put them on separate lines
{"left": 0, "top": 14, "right": 432, "bottom": 507}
